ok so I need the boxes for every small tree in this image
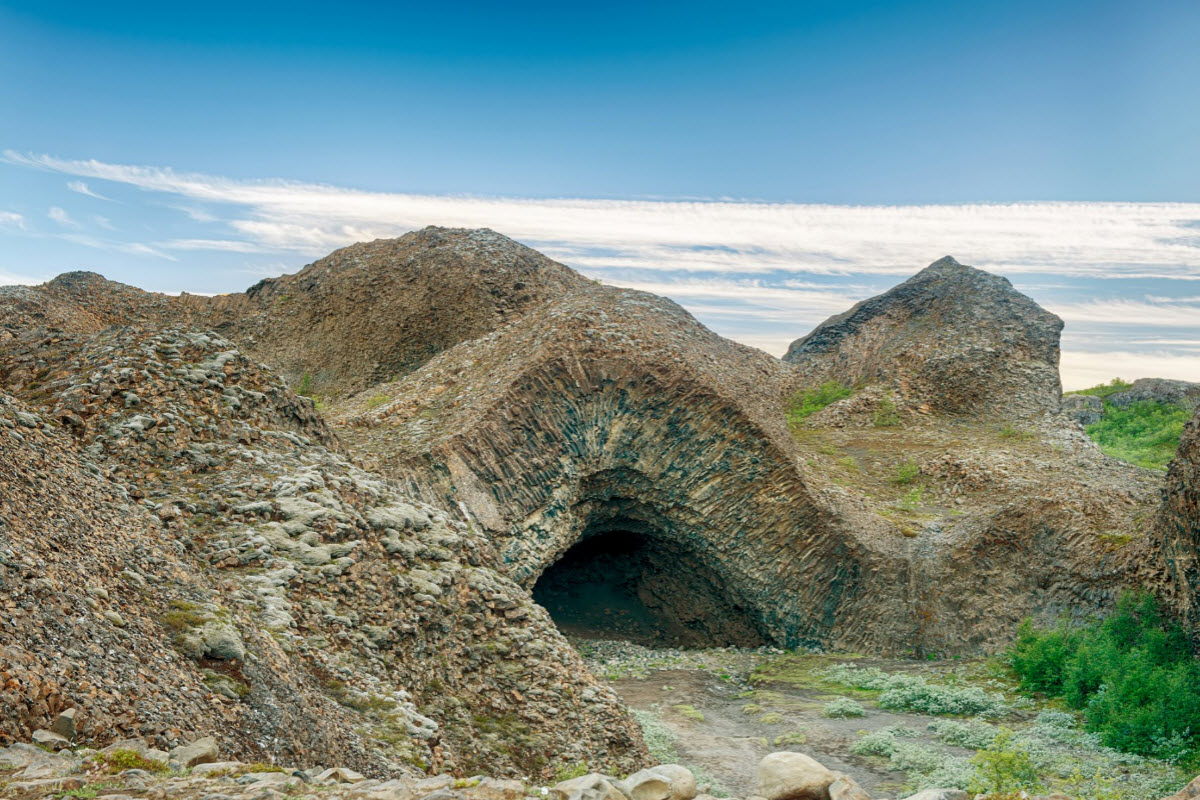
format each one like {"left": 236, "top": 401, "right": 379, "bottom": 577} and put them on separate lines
{"left": 968, "top": 729, "right": 1042, "bottom": 797}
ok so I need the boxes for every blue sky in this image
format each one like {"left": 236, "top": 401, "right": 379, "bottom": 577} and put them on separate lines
{"left": 1, "top": 0, "right": 1199, "bottom": 388}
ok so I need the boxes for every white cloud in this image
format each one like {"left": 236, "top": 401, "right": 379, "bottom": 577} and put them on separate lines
{"left": 1047, "top": 300, "right": 1200, "bottom": 328}
{"left": 1061, "top": 351, "right": 1200, "bottom": 391}
{"left": 56, "top": 233, "right": 177, "bottom": 261}
{"left": 6, "top": 150, "right": 1200, "bottom": 281}
{"left": 161, "top": 238, "right": 266, "bottom": 253}
{"left": 0, "top": 267, "right": 43, "bottom": 286}
{"left": 93, "top": 215, "right": 116, "bottom": 230}
{"left": 67, "top": 180, "right": 113, "bottom": 201}
{"left": 0, "top": 211, "right": 24, "bottom": 230}
{"left": 47, "top": 206, "right": 80, "bottom": 228}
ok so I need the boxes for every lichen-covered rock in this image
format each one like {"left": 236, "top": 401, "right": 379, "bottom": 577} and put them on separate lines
{"left": 784, "top": 256, "right": 1064, "bottom": 419}
{"left": 1150, "top": 406, "right": 1200, "bottom": 633}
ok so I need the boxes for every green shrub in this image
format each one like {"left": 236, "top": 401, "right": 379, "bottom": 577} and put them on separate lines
{"left": 1086, "top": 400, "right": 1190, "bottom": 470}
{"left": 786, "top": 381, "right": 853, "bottom": 426}
{"left": 552, "top": 763, "right": 589, "bottom": 782}
{"left": 968, "top": 729, "right": 1043, "bottom": 797}
{"left": 873, "top": 395, "right": 900, "bottom": 427}
{"left": 823, "top": 697, "right": 866, "bottom": 718}
{"left": 825, "top": 664, "right": 1011, "bottom": 717}
{"left": 1070, "top": 378, "right": 1133, "bottom": 399}
{"left": 1007, "top": 592, "right": 1200, "bottom": 762}
{"left": 891, "top": 459, "right": 921, "bottom": 485}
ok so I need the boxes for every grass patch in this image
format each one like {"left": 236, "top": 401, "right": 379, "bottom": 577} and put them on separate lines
{"left": 366, "top": 394, "right": 391, "bottom": 410}
{"left": 630, "top": 708, "right": 678, "bottom": 763}
{"left": 890, "top": 459, "right": 920, "bottom": 485}
{"left": 100, "top": 749, "right": 168, "bottom": 773}
{"left": 1069, "top": 378, "right": 1133, "bottom": 399}
{"left": 673, "top": 704, "right": 705, "bottom": 722}
{"left": 1008, "top": 591, "right": 1200, "bottom": 765}
{"left": 787, "top": 381, "right": 853, "bottom": 427}
{"left": 774, "top": 730, "right": 809, "bottom": 746}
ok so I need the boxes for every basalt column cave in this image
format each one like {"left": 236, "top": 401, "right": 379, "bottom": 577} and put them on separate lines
{"left": 531, "top": 529, "right": 768, "bottom": 648}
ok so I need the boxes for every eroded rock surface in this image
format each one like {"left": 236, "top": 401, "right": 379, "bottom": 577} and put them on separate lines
{"left": 783, "top": 256, "right": 1064, "bottom": 418}
{"left": 0, "top": 326, "right": 646, "bottom": 777}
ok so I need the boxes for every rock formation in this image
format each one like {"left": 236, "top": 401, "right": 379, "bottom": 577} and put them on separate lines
{"left": 0, "top": 325, "right": 645, "bottom": 777}
{"left": 1150, "top": 406, "right": 1200, "bottom": 632}
{"left": 783, "top": 256, "right": 1064, "bottom": 418}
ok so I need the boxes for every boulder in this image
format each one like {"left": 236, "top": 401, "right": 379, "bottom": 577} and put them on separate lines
{"left": 31, "top": 729, "right": 71, "bottom": 751}
{"left": 619, "top": 766, "right": 699, "bottom": 800}
{"left": 191, "top": 761, "right": 245, "bottom": 776}
{"left": 828, "top": 773, "right": 871, "bottom": 800}
{"left": 757, "top": 752, "right": 836, "bottom": 800}
{"left": 551, "top": 773, "right": 627, "bottom": 800}
{"left": 169, "top": 735, "right": 219, "bottom": 768}
{"left": 317, "top": 767, "right": 367, "bottom": 784}
{"left": 899, "top": 791, "right": 968, "bottom": 800}
{"left": 51, "top": 708, "right": 78, "bottom": 741}
{"left": 1161, "top": 774, "right": 1200, "bottom": 799}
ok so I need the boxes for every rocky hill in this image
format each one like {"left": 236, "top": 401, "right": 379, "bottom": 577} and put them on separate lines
{"left": 0, "top": 325, "right": 645, "bottom": 777}
{"left": 783, "top": 256, "right": 1064, "bottom": 418}
{"left": 3, "top": 228, "right": 1197, "bottom": 784}
{"left": 0, "top": 227, "right": 588, "bottom": 396}
{"left": 1151, "top": 405, "right": 1200, "bottom": 631}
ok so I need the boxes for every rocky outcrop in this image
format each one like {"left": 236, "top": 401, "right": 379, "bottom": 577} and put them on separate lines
{"left": 0, "top": 227, "right": 589, "bottom": 396}
{"left": 783, "top": 256, "right": 1064, "bottom": 419}
{"left": 0, "top": 326, "right": 646, "bottom": 777}
{"left": 1151, "top": 406, "right": 1200, "bottom": 633}
{"left": 1109, "top": 378, "right": 1200, "bottom": 411}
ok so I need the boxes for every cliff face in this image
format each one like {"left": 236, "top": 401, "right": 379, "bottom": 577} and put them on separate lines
{"left": 1152, "top": 407, "right": 1200, "bottom": 632}
{"left": 783, "top": 256, "right": 1064, "bottom": 418}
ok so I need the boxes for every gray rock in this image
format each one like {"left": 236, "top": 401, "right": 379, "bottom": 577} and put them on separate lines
{"left": 828, "top": 774, "right": 871, "bottom": 800}
{"left": 1061, "top": 393, "right": 1103, "bottom": 427}
{"left": 316, "top": 767, "right": 367, "bottom": 784}
{"left": 1109, "top": 378, "right": 1200, "bottom": 410}
{"left": 170, "top": 736, "right": 219, "bottom": 768}
{"left": 551, "top": 773, "right": 627, "bottom": 800}
{"left": 50, "top": 708, "right": 78, "bottom": 741}
{"left": 32, "top": 729, "right": 71, "bottom": 750}
{"left": 757, "top": 752, "right": 835, "bottom": 800}
{"left": 899, "top": 791, "right": 969, "bottom": 800}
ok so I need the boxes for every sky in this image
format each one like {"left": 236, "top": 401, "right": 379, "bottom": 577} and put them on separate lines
{"left": 1, "top": 0, "right": 1198, "bottom": 389}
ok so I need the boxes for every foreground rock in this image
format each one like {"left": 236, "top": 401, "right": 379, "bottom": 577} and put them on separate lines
{"left": 0, "top": 327, "right": 645, "bottom": 776}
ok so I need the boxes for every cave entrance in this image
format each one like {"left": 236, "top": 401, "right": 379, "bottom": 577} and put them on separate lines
{"left": 532, "top": 530, "right": 767, "bottom": 648}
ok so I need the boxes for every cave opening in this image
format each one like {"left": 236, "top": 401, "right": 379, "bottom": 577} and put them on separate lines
{"left": 532, "top": 529, "right": 767, "bottom": 648}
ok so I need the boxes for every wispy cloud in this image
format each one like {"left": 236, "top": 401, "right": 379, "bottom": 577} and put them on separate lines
{"left": 0, "top": 211, "right": 24, "bottom": 230}
{"left": 47, "top": 206, "right": 80, "bottom": 228}
{"left": 160, "top": 238, "right": 265, "bottom": 253}
{"left": 6, "top": 150, "right": 1200, "bottom": 280}
{"left": 56, "top": 233, "right": 177, "bottom": 261}
{"left": 67, "top": 180, "right": 113, "bottom": 201}
{"left": 1047, "top": 299, "right": 1200, "bottom": 328}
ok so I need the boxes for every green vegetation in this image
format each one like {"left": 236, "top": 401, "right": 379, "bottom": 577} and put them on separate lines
{"left": 100, "top": 749, "right": 169, "bottom": 773}
{"left": 672, "top": 704, "right": 705, "bottom": 722}
{"left": 1067, "top": 378, "right": 1190, "bottom": 470}
{"left": 1072, "top": 378, "right": 1133, "bottom": 399}
{"left": 968, "top": 729, "right": 1043, "bottom": 797}
{"left": 296, "top": 371, "right": 314, "bottom": 397}
{"left": 873, "top": 395, "right": 900, "bottom": 427}
{"left": 1008, "top": 592, "right": 1200, "bottom": 764}
{"left": 896, "top": 486, "right": 924, "bottom": 511}
{"left": 890, "top": 459, "right": 921, "bottom": 485}
{"left": 1086, "top": 400, "right": 1190, "bottom": 470}
{"left": 630, "top": 708, "right": 678, "bottom": 763}
{"left": 824, "top": 663, "right": 1012, "bottom": 717}
{"left": 366, "top": 394, "right": 391, "bottom": 410}
{"left": 786, "top": 381, "right": 853, "bottom": 427}
{"left": 774, "top": 730, "right": 808, "bottom": 746}
{"left": 823, "top": 697, "right": 866, "bottom": 718}
{"left": 552, "top": 763, "right": 589, "bottom": 782}
{"left": 759, "top": 712, "right": 785, "bottom": 724}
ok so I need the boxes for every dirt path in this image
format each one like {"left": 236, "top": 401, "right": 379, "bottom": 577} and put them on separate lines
{"left": 610, "top": 666, "right": 948, "bottom": 798}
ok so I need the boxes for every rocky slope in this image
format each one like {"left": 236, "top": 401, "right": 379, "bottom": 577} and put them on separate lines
{"left": 0, "top": 227, "right": 588, "bottom": 396}
{"left": 783, "top": 256, "right": 1064, "bottom": 419}
{"left": 0, "top": 233, "right": 1184, "bottom": 680}
{"left": 0, "top": 326, "right": 645, "bottom": 777}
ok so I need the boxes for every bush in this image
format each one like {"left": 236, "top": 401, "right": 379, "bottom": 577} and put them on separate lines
{"left": 1086, "top": 400, "right": 1190, "bottom": 470}
{"left": 968, "top": 729, "right": 1043, "bottom": 797}
{"left": 787, "top": 381, "right": 853, "bottom": 426}
{"left": 1007, "top": 592, "right": 1200, "bottom": 762}
{"left": 891, "top": 459, "right": 921, "bottom": 485}
{"left": 825, "top": 664, "right": 1011, "bottom": 718}
{"left": 873, "top": 395, "right": 900, "bottom": 427}
{"left": 823, "top": 697, "right": 866, "bottom": 718}
{"left": 100, "top": 749, "right": 168, "bottom": 773}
